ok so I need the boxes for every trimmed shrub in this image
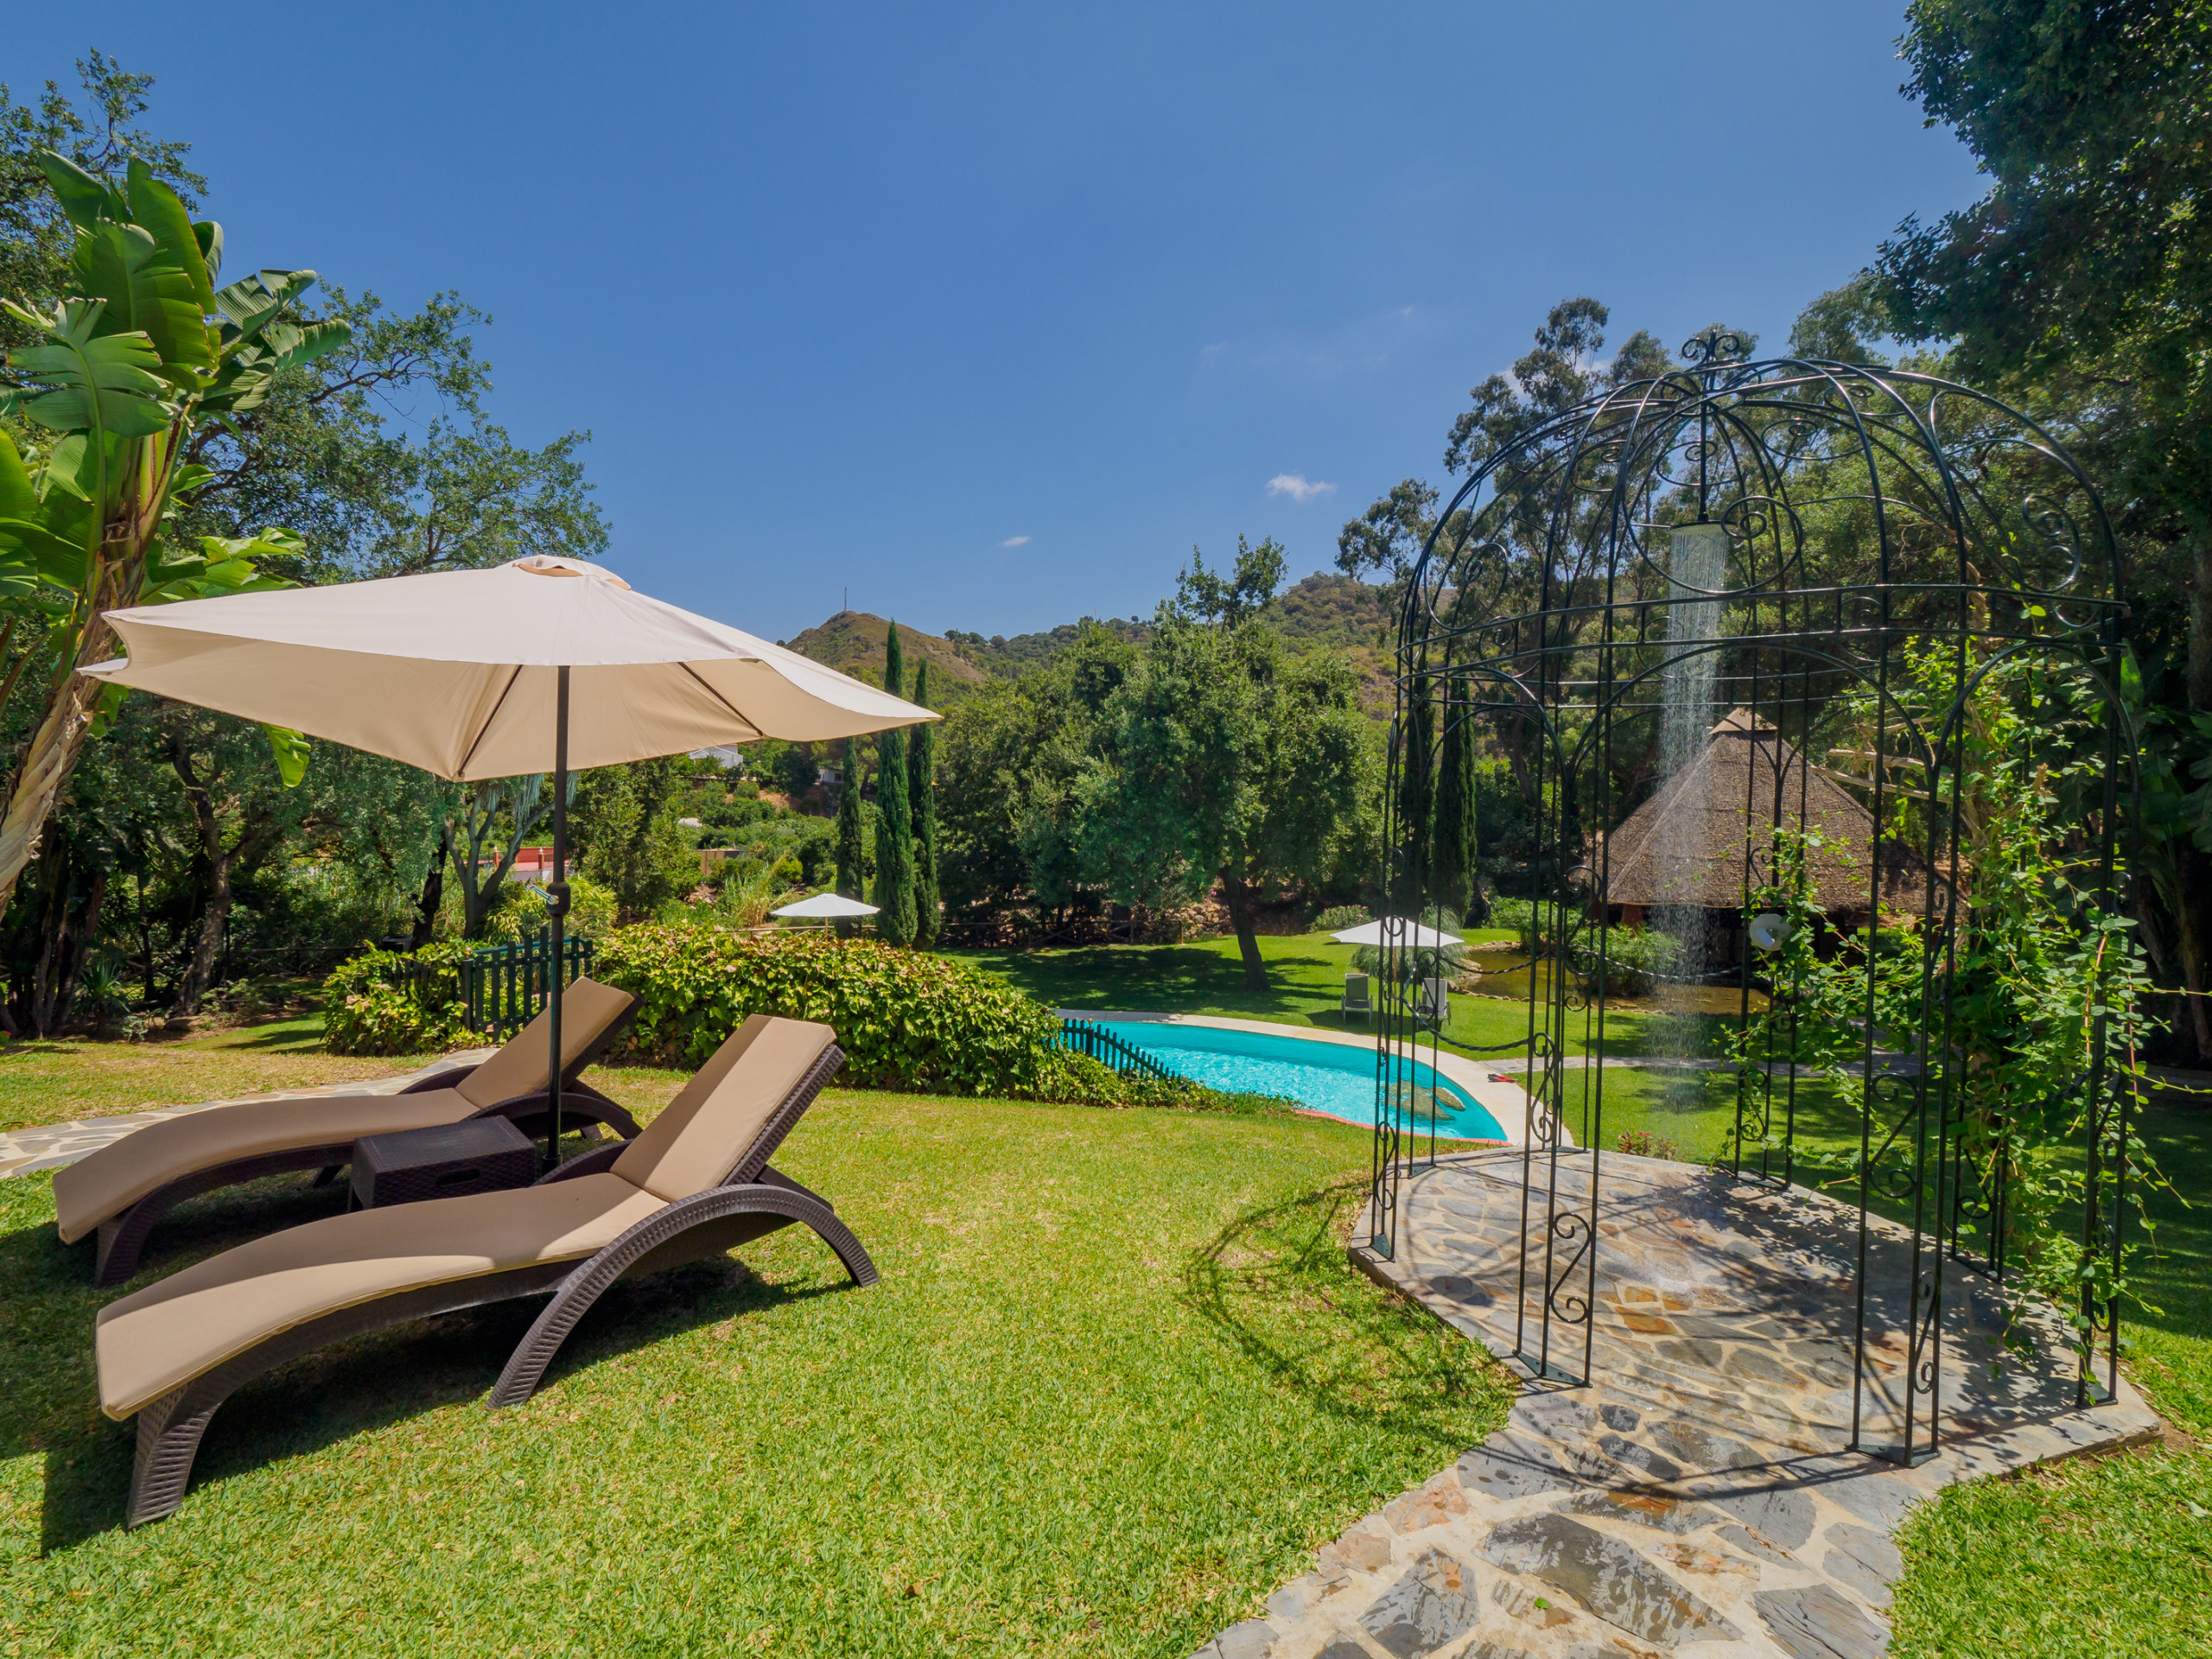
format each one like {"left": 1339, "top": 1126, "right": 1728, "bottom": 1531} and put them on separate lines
{"left": 1486, "top": 897, "right": 1548, "bottom": 951}
{"left": 594, "top": 924, "right": 1056, "bottom": 1096}
{"left": 322, "top": 942, "right": 477, "bottom": 1055}
{"left": 1313, "top": 904, "right": 1370, "bottom": 934}
{"left": 1572, "top": 928, "right": 1681, "bottom": 995}
{"left": 1032, "top": 1048, "right": 1298, "bottom": 1116}
{"left": 1615, "top": 1128, "right": 1682, "bottom": 1161}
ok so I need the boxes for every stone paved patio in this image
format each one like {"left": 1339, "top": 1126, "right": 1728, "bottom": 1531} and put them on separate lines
{"left": 1195, "top": 1148, "right": 2163, "bottom": 1659}
{"left": 0, "top": 1050, "right": 489, "bottom": 1180}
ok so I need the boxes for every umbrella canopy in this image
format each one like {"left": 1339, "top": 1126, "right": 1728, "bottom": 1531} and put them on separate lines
{"left": 772, "top": 893, "right": 880, "bottom": 919}
{"left": 79, "top": 555, "right": 931, "bottom": 779}
{"left": 1331, "top": 918, "right": 1465, "bottom": 949}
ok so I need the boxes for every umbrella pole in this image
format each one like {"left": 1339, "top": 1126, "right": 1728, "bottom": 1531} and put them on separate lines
{"left": 546, "top": 665, "right": 569, "bottom": 1171}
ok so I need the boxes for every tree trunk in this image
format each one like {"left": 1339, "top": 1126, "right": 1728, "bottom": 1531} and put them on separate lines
{"left": 167, "top": 735, "right": 233, "bottom": 1022}
{"left": 2172, "top": 847, "right": 2212, "bottom": 1060}
{"left": 0, "top": 609, "right": 125, "bottom": 924}
{"left": 1221, "top": 874, "right": 1269, "bottom": 992}
{"left": 2190, "top": 535, "right": 2212, "bottom": 715}
{"left": 2178, "top": 532, "right": 2212, "bottom": 1063}
{"left": 10, "top": 837, "right": 109, "bottom": 1037}
{"left": 411, "top": 823, "right": 451, "bottom": 948}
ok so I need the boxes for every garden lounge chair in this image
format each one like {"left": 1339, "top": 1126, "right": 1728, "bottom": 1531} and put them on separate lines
{"left": 96, "top": 1014, "right": 874, "bottom": 1528}
{"left": 1340, "top": 972, "right": 1372, "bottom": 1027}
{"left": 55, "top": 979, "right": 644, "bottom": 1287}
{"left": 1415, "top": 976, "right": 1449, "bottom": 1029}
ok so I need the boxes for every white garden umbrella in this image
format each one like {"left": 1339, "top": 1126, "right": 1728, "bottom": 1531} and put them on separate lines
{"left": 1331, "top": 918, "right": 1464, "bottom": 949}
{"left": 771, "top": 893, "right": 880, "bottom": 921}
{"left": 81, "top": 554, "right": 935, "bottom": 1163}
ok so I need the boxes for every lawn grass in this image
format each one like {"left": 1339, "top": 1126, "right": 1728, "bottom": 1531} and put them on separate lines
{"left": 3, "top": 967, "right": 2206, "bottom": 1656}
{"left": 1885, "top": 1082, "right": 2212, "bottom": 1658}
{"left": 947, "top": 931, "right": 1742, "bottom": 1063}
{"left": 0, "top": 1014, "right": 441, "bottom": 1135}
{"left": 955, "top": 931, "right": 2212, "bottom": 1656}
{"left": 0, "top": 1067, "right": 1507, "bottom": 1656}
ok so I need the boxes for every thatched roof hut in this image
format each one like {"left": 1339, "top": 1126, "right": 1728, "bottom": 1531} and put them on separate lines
{"left": 1602, "top": 709, "right": 1924, "bottom": 916}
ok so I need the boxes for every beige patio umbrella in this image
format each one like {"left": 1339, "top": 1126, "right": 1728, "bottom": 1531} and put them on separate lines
{"left": 81, "top": 554, "right": 934, "bottom": 1163}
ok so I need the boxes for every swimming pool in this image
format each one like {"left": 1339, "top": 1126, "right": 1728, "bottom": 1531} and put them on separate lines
{"left": 1094, "top": 1020, "right": 1507, "bottom": 1141}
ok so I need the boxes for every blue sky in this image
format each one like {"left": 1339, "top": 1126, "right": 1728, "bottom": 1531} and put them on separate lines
{"left": 12, "top": 3, "right": 1983, "bottom": 642}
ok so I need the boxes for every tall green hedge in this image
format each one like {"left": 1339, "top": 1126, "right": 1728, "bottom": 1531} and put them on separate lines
{"left": 594, "top": 924, "right": 1054, "bottom": 1096}
{"left": 322, "top": 941, "right": 479, "bottom": 1056}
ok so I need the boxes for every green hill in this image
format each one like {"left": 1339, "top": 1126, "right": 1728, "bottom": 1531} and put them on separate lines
{"left": 779, "top": 612, "right": 992, "bottom": 703}
{"left": 785, "top": 575, "right": 1396, "bottom": 704}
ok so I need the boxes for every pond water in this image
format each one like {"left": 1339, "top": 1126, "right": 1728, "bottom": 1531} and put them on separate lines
{"left": 1460, "top": 948, "right": 1766, "bottom": 1019}
{"left": 1096, "top": 1020, "right": 1508, "bottom": 1141}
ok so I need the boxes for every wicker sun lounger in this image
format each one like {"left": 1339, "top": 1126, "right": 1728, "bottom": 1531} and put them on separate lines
{"left": 97, "top": 1014, "right": 874, "bottom": 1527}
{"left": 56, "top": 978, "right": 644, "bottom": 1287}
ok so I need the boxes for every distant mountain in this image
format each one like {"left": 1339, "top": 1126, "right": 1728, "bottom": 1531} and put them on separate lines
{"left": 1265, "top": 572, "right": 1394, "bottom": 652}
{"left": 940, "top": 616, "right": 1152, "bottom": 676}
{"left": 783, "top": 575, "right": 1396, "bottom": 706}
{"left": 779, "top": 612, "right": 992, "bottom": 704}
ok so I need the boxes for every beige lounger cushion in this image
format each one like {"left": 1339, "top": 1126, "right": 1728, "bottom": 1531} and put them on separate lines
{"left": 54, "top": 1090, "right": 477, "bottom": 1244}
{"left": 611, "top": 1014, "right": 835, "bottom": 1202}
{"left": 51, "top": 977, "right": 636, "bottom": 1244}
{"left": 96, "top": 1173, "right": 664, "bottom": 1418}
{"left": 453, "top": 977, "right": 635, "bottom": 1109}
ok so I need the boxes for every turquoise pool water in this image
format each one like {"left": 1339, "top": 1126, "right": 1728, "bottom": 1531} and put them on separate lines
{"left": 1096, "top": 1020, "right": 1507, "bottom": 1141}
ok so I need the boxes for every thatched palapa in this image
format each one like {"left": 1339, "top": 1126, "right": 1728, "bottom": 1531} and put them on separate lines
{"left": 1602, "top": 709, "right": 1924, "bottom": 918}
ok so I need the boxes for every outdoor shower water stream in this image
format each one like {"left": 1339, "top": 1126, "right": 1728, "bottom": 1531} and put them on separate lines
{"left": 1649, "top": 523, "right": 1728, "bottom": 985}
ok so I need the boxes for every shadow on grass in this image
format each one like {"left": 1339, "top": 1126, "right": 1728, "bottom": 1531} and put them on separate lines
{"left": 0, "top": 1173, "right": 856, "bottom": 1551}
{"left": 1179, "top": 1175, "right": 1507, "bottom": 1459}
{"left": 184, "top": 1022, "right": 331, "bottom": 1054}
{"left": 961, "top": 944, "right": 1342, "bottom": 1020}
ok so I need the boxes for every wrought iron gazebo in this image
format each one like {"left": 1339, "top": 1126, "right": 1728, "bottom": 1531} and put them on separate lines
{"left": 1366, "top": 332, "right": 2138, "bottom": 1464}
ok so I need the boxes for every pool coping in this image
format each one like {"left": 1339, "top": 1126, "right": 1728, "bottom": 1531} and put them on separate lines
{"left": 1057, "top": 1009, "right": 1551, "bottom": 1149}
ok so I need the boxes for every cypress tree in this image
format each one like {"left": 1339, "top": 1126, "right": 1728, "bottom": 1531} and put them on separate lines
{"left": 835, "top": 734, "right": 866, "bottom": 935}
{"left": 908, "top": 658, "right": 940, "bottom": 945}
{"left": 1431, "top": 677, "right": 1476, "bottom": 919}
{"left": 1395, "top": 671, "right": 1433, "bottom": 914}
{"left": 873, "top": 622, "right": 918, "bottom": 944}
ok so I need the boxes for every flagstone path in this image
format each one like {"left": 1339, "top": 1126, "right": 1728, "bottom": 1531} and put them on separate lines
{"left": 1194, "top": 1148, "right": 2163, "bottom": 1659}
{"left": 0, "top": 1050, "right": 492, "bottom": 1180}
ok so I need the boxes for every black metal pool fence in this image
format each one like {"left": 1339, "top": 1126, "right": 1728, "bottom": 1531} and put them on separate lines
{"left": 397, "top": 933, "right": 597, "bottom": 1040}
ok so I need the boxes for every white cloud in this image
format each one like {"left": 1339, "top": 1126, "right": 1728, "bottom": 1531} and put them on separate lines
{"left": 1000, "top": 535, "right": 1031, "bottom": 547}
{"left": 1267, "top": 474, "right": 1338, "bottom": 504}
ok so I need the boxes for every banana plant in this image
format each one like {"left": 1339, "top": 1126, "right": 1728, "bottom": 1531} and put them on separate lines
{"left": 0, "top": 150, "right": 348, "bottom": 914}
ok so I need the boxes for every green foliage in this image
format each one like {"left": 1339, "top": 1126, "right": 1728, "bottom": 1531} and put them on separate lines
{"left": 1731, "top": 655, "right": 2164, "bottom": 1351}
{"left": 942, "top": 613, "right": 1151, "bottom": 677}
{"left": 1573, "top": 926, "right": 1681, "bottom": 996}
{"left": 835, "top": 734, "right": 865, "bottom": 903}
{"left": 1314, "top": 904, "right": 1370, "bottom": 933}
{"left": 1614, "top": 1128, "right": 1682, "bottom": 1161}
{"left": 935, "top": 623, "right": 1135, "bottom": 920}
{"left": 575, "top": 758, "right": 698, "bottom": 925}
{"left": 1432, "top": 690, "right": 1477, "bottom": 917}
{"left": 321, "top": 940, "right": 475, "bottom": 1055}
{"left": 1485, "top": 897, "right": 1555, "bottom": 953}
{"left": 1077, "top": 610, "right": 1371, "bottom": 988}
{"left": 1171, "top": 534, "right": 1286, "bottom": 627}
{"left": 1395, "top": 671, "right": 1433, "bottom": 910}
{"left": 910, "top": 658, "right": 941, "bottom": 945}
{"left": 441, "top": 772, "right": 566, "bottom": 938}
{"left": 594, "top": 923, "right": 1057, "bottom": 1095}
{"left": 477, "top": 873, "right": 615, "bottom": 944}
{"left": 1031, "top": 1048, "right": 1296, "bottom": 1116}
{"left": 873, "top": 622, "right": 917, "bottom": 944}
